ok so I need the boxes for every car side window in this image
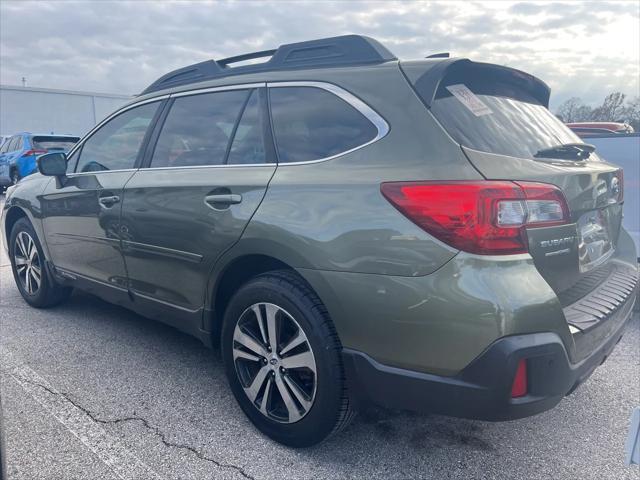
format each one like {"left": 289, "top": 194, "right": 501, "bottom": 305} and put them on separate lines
{"left": 66, "top": 146, "right": 81, "bottom": 174}
{"left": 6, "top": 137, "right": 18, "bottom": 152}
{"left": 75, "top": 102, "right": 159, "bottom": 173}
{"left": 227, "top": 90, "right": 267, "bottom": 165}
{"left": 269, "top": 86, "right": 378, "bottom": 163}
{"left": 150, "top": 90, "right": 250, "bottom": 168}
{"left": 0, "top": 138, "right": 10, "bottom": 153}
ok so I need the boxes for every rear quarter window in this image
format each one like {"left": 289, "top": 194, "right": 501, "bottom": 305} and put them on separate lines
{"left": 269, "top": 86, "right": 377, "bottom": 163}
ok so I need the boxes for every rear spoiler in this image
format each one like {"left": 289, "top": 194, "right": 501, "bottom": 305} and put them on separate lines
{"left": 400, "top": 58, "right": 551, "bottom": 108}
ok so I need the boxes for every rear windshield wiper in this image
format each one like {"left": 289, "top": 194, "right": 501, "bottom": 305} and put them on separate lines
{"left": 534, "top": 143, "right": 596, "bottom": 161}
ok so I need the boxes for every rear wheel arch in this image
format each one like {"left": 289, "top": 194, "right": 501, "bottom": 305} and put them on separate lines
{"left": 209, "top": 254, "right": 318, "bottom": 346}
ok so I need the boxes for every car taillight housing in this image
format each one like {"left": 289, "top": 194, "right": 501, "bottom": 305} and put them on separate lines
{"left": 22, "top": 149, "right": 47, "bottom": 157}
{"left": 380, "top": 180, "right": 570, "bottom": 255}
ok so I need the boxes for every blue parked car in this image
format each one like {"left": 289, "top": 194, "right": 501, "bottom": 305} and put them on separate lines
{"left": 0, "top": 133, "right": 79, "bottom": 190}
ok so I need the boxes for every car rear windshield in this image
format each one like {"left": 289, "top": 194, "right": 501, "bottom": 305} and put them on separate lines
{"left": 427, "top": 70, "right": 582, "bottom": 160}
{"left": 32, "top": 136, "right": 80, "bottom": 151}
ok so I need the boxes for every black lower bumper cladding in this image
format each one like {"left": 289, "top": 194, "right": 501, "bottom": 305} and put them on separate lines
{"left": 343, "top": 297, "right": 635, "bottom": 421}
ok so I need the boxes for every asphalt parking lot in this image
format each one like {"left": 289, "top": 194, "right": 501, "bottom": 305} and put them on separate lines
{"left": 0, "top": 194, "right": 638, "bottom": 480}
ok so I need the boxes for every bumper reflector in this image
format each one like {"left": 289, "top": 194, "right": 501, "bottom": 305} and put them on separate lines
{"left": 511, "top": 359, "right": 528, "bottom": 398}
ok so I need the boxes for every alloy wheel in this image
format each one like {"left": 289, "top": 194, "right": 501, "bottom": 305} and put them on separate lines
{"left": 14, "top": 231, "right": 42, "bottom": 295}
{"left": 232, "top": 303, "right": 317, "bottom": 423}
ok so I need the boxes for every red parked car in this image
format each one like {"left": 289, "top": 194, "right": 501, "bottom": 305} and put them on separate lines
{"left": 567, "top": 122, "right": 635, "bottom": 137}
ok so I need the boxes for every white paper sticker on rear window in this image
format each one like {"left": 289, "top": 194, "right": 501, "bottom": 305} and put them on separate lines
{"left": 446, "top": 84, "right": 493, "bottom": 116}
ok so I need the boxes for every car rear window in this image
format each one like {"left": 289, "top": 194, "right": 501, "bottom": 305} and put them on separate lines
{"left": 425, "top": 70, "right": 582, "bottom": 160}
{"left": 269, "top": 86, "right": 377, "bottom": 163}
{"left": 32, "top": 136, "right": 80, "bottom": 151}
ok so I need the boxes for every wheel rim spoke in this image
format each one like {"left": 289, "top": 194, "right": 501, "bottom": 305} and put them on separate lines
{"left": 16, "top": 233, "right": 28, "bottom": 258}
{"left": 274, "top": 373, "right": 301, "bottom": 422}
{"left": 279, "top": 330, "right": 306, "bottom": 356}
{"left": 264, "top": 303, "right": 279, "bottom": 352}
{"left": 244, "top": 366, "right": 270, "bottom": 404}
{"left": 30, "top": 265, "right": 42, "bottom": 289}
{"left": 233, "top": 348, "right": 262, "bottom": 362}
{"left": 252, "top": 305, "right": 269, "bottom": 345}
{"left": 25, "top": 267, "right": 33, "bottom": 293}
{"left": 280, "top": 351, "right": 315, "bottom": 370}
{"left": 233, "top": 302, "right": 317, "bottom": 424}
{"left": 233, "top": 329, "right": 267, "bottom": 358}
{"left": 283, "top": 374, "right": 313, "bottom": 412}
{"left": 259, "top": 377, "right": 273, "bottom": 416}
{"left": 28, "top": 237, "right": 37, "bottom": 260}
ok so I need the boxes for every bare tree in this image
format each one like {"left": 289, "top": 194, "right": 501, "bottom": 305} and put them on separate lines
{"left": 556, "top": 97, "right": 592, "bottom": 122}
{"left": 623, "top": 96, "right": 640, "bottom": 131}
{"left": 591, "top": 92, "right": 627, "bottom": 122}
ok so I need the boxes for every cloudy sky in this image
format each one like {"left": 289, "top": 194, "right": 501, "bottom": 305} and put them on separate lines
{"left": 1, "top": 0, "right": 638, "bottom": 110}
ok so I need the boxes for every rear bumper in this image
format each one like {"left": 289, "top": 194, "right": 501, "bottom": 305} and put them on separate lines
{"left": 343, "top": 292, "right": 635, "bottom": 421}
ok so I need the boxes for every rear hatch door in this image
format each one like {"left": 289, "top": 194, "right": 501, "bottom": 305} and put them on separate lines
{"left": 403, "top": 60, "right": 634, "bottom": 352}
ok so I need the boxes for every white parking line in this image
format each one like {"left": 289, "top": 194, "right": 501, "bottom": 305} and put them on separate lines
{"left": 1, "top": 348, "right": 163, "bottom": 480}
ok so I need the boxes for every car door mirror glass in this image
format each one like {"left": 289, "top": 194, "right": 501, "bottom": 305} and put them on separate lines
{"left": 38, "top": 152, "right": 68, "bottom": 177}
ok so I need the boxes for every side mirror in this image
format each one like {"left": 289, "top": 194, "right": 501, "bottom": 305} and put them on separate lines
{"left": 37, "top": 152, "right": 67, "bottom": 177}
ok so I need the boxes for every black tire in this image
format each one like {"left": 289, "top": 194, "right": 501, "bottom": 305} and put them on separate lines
{"left": 222, "top": 270, "right": 354, "bottom": 447}
{"left": 9, "top": 217, "right": 72, "bottom": 308}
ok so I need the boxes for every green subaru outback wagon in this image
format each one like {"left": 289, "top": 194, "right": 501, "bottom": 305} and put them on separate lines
{"left": 2, "top": 35, "right": 638, "bottom": 447}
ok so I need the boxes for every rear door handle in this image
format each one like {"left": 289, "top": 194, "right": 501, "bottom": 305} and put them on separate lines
{"left": 99, "top": 195, "right": 120, "bottom": 208}
{"left": 204, "top": 193, "right": 242, "bottom": 207}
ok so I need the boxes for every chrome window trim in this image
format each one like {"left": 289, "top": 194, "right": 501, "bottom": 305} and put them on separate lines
{"left": 136, "top": 163, "right": 277, "bottom": 172}
{"left": 171, "top": 82, "right": 265, "bottom": 98}
{"left": 67, "top": 168, "right": 139, "bottom": 177}
{"left": 266, "top": 81, "right": 390, "bottom": 165}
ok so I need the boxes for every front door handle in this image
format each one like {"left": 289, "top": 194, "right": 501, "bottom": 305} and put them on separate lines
{"left": 99, "top": 195, "right": 120, "bottom": 208}
{"left": 204, "top": 193, "right": 242, "bottom": 208}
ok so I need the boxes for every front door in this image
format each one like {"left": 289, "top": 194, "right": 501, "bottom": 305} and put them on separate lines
{"left": 119, "top": 87, "right": 276, "bottom": 319}
{"left": 40, "top": 101, "right": 162, "bottom": 298}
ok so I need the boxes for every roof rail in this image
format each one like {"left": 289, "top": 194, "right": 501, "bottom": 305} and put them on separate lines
{"left": 140, "top": 35, "right": 397, "bottom": 95}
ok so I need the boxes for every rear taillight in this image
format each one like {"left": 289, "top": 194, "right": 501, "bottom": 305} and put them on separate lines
{"left": 380, "top": 180, "right": 570, "bottom": 255}
{"left": 511, "top": 359, "right": 528, "bottom": 398}
{"left": 22, "top": 149, "right": 47, "bottom": 157}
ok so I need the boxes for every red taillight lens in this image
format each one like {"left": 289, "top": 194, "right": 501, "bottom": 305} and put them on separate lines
{"left": 380, "top": 181, "right": 570, "bottom": 255}
{"left": 22, "top": 149, "right": 47, "bottom": 157}
{"left": 511, "top": 359, "right": 528, "bottom": 398}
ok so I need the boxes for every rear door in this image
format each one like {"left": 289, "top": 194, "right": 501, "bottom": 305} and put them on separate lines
{"left": 120, "top": 85, "right": 276, "bottom": 318}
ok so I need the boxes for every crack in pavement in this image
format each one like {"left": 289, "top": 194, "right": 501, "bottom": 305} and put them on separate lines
{"left": 8, "top": 371, "right": 257, "bottom": 480}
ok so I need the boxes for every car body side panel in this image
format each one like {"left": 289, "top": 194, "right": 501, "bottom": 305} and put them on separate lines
{"left": 295, "top": 252, "right": 568, "bottom": 375}
{"left": 243, "top": 65, "right": 479, "bottom": 277}
{"left": 2, "top": 175, "right": 54, "bottom": 258}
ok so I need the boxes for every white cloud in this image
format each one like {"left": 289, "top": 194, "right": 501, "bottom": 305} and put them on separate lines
{"left": 1, "top": 0, "right": 638, "bottom": 109}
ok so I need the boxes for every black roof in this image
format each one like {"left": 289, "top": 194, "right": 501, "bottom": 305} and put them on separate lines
{"left": 140, "top": 35, "right": 397, "bottom": 96}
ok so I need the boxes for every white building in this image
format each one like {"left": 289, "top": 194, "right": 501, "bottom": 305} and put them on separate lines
{"left": 0, "top": 84, "right": 131, "bottom": 137}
